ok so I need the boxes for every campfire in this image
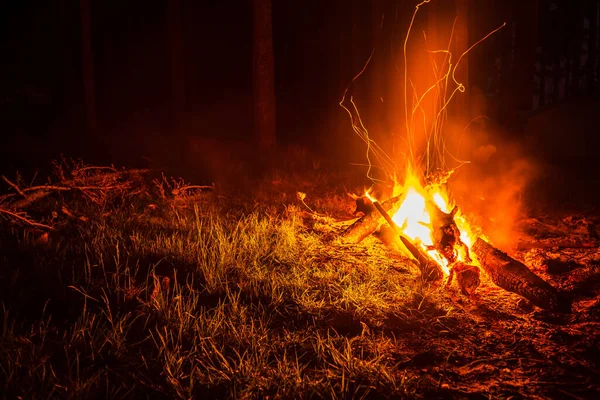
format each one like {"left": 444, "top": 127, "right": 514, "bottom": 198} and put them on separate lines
{"left": 366, "top": 172, "right": 476, "bottom": 284}
{"left": 341, "top": 169, "right": 570, "bottom": 313}
{"left": 338, "top": 1, "right": 570, "bottom": 313}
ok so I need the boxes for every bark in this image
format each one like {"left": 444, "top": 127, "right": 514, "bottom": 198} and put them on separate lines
{"left": 472, "top": 237, "right": 571, "bottom": 312}
{"left": 342, "top": 195, "right": 400, "bottom": 244}
{"left": 253, "top": 0, "right": 276, "bottom": 152}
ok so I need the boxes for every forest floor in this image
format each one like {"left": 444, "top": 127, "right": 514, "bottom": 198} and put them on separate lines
{"left": 1, "top": 160, "right": 599, "bottom": 399}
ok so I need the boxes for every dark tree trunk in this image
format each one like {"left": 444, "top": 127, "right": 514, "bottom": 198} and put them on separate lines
{"left": 253, "top": 0, "right": 277, "bottom": 153}
{"left": 168, "top": 0, "right": 186, "bottom": 130}
{"left": 453, "top": 0, "right": 469, "bottom": 121}
{"left": 513, "top": 0, "right": 539, "bottom": 113}
{"left": 80, "top": 0, "right": 97, "bottom": 133}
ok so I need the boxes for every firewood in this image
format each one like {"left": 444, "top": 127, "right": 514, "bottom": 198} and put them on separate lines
{"left": 398, "top": 235, "right": 444, "bottom": 282}
{"left": 341, "top": 195, "right": 401, "bottom": 244}
{"left": 426, "top": 200, "right": 471, "bottom": 264}
{"left": 472, "top": 237, "right": 571, "bottom": 312}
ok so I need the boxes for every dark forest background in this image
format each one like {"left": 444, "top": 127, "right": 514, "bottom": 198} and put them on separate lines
{"left": 1, "top": 0, "right": 599, "bottom": 191}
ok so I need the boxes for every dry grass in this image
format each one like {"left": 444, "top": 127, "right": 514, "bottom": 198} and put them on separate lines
{"left": 0, "top": 163, "right": 599, "bottom": 399}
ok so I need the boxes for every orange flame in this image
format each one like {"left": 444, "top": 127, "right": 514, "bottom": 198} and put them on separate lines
{"left": 352, "top": 2, "right": 503, "bottom": 276}
{"left": 368, "top": 171, "right": 478, "bottom": 276}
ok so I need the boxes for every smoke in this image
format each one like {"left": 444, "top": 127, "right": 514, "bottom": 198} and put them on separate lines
{"left": 394, "top": 13, "right": 537, "bottom": 251}
{"left": 445, "top": 116, "right": 539, "bottom": 251}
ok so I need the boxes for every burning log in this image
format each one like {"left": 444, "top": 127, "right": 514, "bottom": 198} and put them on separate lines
{"left": 342, "top": 195, "right": 401, "bottom": 244}
{"left": 426, "top": 200, "right": 471, "bottom": 264}
{"left": 370, "top": 199, "right": 444, "bottom": 282}
{"left": 472, "top": 237, "right": 571, "bottom": 312}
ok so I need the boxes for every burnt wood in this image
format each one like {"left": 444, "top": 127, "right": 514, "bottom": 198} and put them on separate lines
{"left": 426, "top": 201, "right": 471, "bottom": 264}
{"left": 453, "top": 263, "right": 481, "bottom": 296}
{"left": 398, "top": 235, "right": 444, "bottom": 282}
{"left": 342, "top": 195, "right": 401, "bottom": 244}
{"left": 472, "top": 237, "right": 571, "bottom": 312}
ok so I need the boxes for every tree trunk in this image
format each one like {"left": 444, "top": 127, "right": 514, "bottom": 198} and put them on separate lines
{"left": 253, "top": 0, "right": 277, "bottom": 153}
{"left": 168, "top": 0, "right": 186, "bottom": 130}
{"left": 79, "top": 0, "right": 97, "bottom": 133}
{"left": 513, "top": 0, "right": 539, "bottom": 114}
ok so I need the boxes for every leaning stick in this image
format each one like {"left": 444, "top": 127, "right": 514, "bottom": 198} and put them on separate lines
{"left": 371, "top": 200, "right": 444, "bottom": 282}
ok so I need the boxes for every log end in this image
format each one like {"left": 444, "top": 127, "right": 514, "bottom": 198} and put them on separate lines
{"left": 455, "top": 264, "right": 481, "bottom": 296}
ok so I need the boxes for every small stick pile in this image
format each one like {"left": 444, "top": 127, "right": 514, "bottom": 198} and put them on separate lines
{"left": 0, "top": 160, "right": 148, "bottom": 230}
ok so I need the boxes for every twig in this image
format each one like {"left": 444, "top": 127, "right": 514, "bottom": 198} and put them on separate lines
{"left": 172, "top": 185, "right": 214, "bottom": 196}
{"left": 22, "top": 185, "right": 72, "bottom": 193}
{"left": 1, "top": 176, "right": 28, "bottom": 199}
{"left": 77, "top": 166, "right": 118, "bottom": 174}
{"left": 22, "top": 184, "right": 127, "bottom": 192}
{"left": 0, "top": 208, "right": 54, "bottom": 230}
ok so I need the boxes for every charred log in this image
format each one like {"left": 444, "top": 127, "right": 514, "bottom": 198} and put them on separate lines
{"left": 352, "top": 196, "right": 375, "bottom": 216}
{"left": 342, "top": 195, "right": 401, "bottom": 244}
{"left": 453, "top": 263, "right": 481, "bottom": 296}
{"left": 472, "top": 237, "right": 571, "bottom": 312}
{"left": 426, "top": 201, "right": 471, "bottom": 264}
{"left": 398, "top": 235, "right": 444, "bottom": 282}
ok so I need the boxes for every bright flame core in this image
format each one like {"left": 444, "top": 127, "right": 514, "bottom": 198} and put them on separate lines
{"left": 369, "top": 172, "right": 478, "bottom": 276}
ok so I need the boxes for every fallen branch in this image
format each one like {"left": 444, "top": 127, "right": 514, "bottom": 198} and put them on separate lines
{"left": 472, "top": 237, "right": 571, "bottom": 312}
{"left": 3, "top": 169, "right": 145, "bottom": 210}
{"left": 0, "top": 208, "right": 54, "bottom": 230}
{"left": 76, "top": 166, "right": 118, "bottom": 174}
